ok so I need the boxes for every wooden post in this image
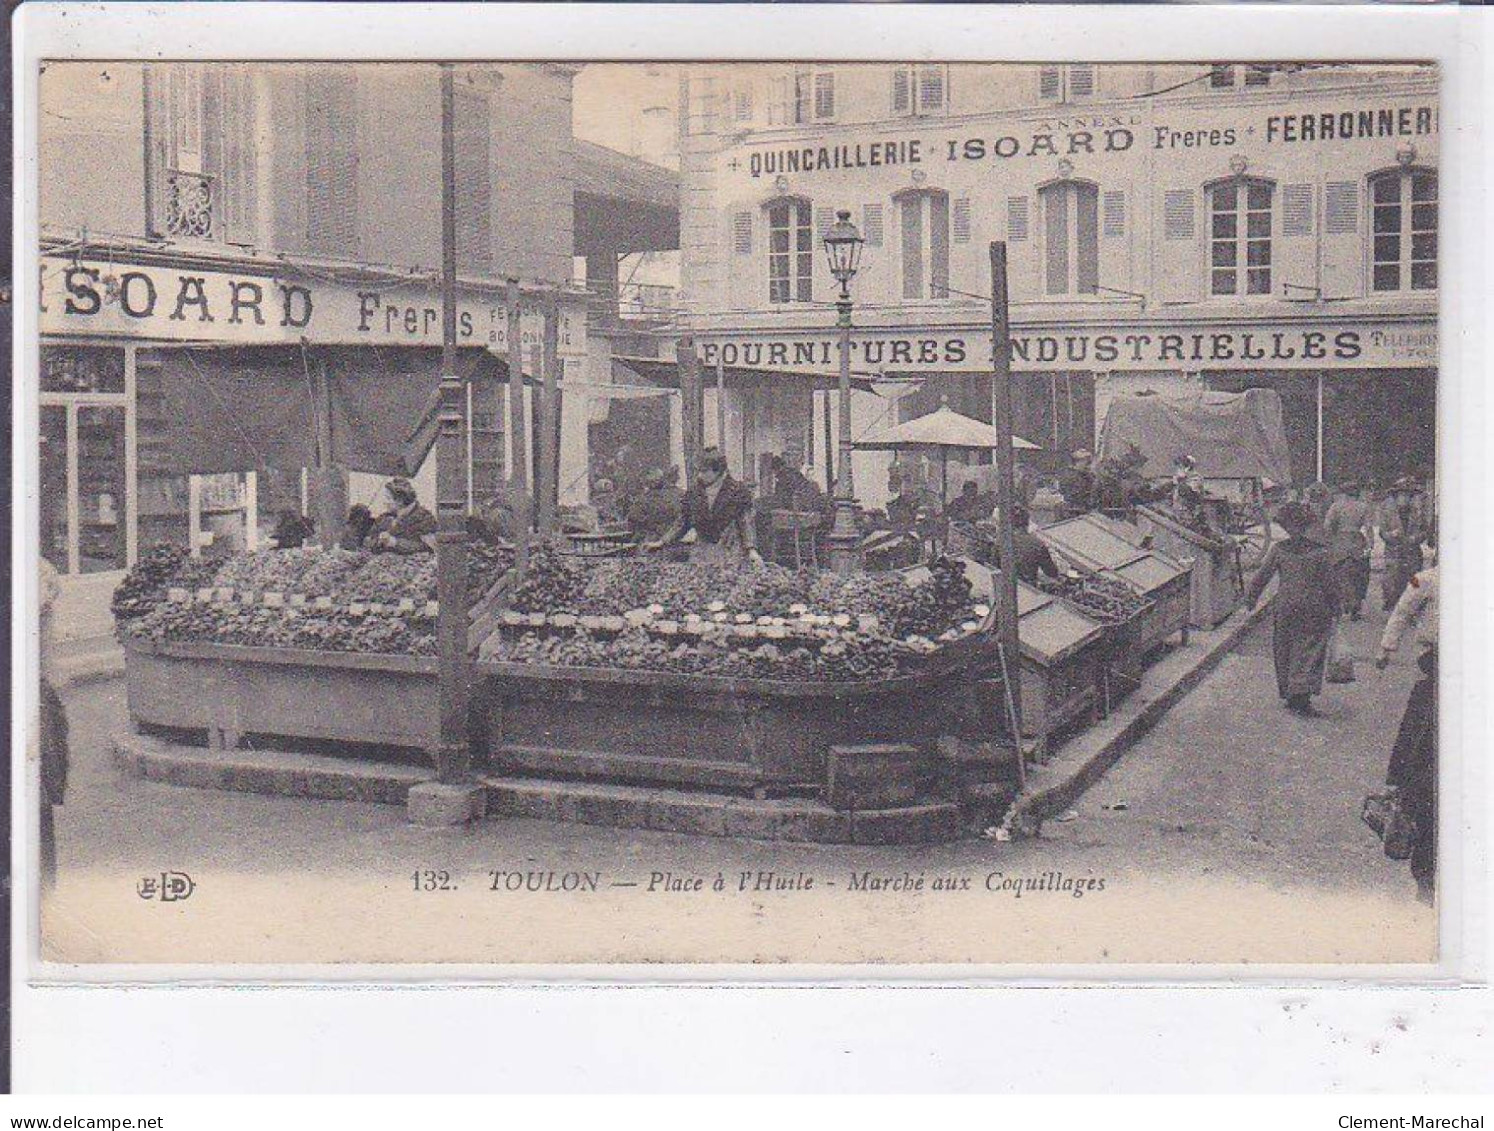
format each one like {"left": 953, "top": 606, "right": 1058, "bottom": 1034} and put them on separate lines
{"left": 505, "top": 279, "right": 530, "bottom": 571}
{"left": 677, "top": 335, "right": 702, "bottom": 473}
{"left": 989, "top": 242, "right": 1024, "bottom": 775}
{"left": 715, "top": 356, "right": 727, "bottom": 464}
{"left": 433, "top": 62, "right": 471, "bottom": 786}
{"left": 538, "top": 296, "right": 561, "bottom": 534}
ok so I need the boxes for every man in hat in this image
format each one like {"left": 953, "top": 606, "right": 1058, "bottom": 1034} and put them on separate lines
{"left": 1324, "top": 481, "right": 1375, "bottom": 620}
{"left": 1057, "top": 450, "right": 1097, "bottom": 516}
{"left": 1245, "top": 501, "right": 1341, "bottom": 715}
{"left": 1380, "top": 476, "right": 1429, "bottom": 611}
{"left": 371, "top": 478, "right": 437, "bottom": 554}
{"left": 647, "top": 448, "right": 760, "bottom": 565}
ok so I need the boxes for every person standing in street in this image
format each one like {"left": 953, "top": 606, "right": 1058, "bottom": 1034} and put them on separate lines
{"left": 38, "top": 556, "right": 69, "bottom": 892}
{"left": 1324, "top": 481, "right": 1375, "bottom": 620}
{"left": 1379, "top": 477, "right": 1428, "bottom": 611}
{"left": 1244, "top": 502, "right": 1341, "bottom": 716}
{"left": 1376, "top": 535, "right": 1437, "bottom": 904}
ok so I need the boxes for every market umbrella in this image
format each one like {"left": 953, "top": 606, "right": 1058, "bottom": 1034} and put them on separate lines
{"left": 854, "top": 403, "right": 1041, "bottom": 505}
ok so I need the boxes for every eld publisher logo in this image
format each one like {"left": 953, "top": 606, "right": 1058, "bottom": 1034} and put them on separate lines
{"left": 136, "top": 871, "right": 196, "bottom": 902}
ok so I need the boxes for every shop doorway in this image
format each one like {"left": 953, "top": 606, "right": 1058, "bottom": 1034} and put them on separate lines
{"left": 38, "top": 400, "right": 130, "bottom": 576}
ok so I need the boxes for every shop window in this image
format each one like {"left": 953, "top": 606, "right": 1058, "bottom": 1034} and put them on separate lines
{"left": 305, "top": 69, "right": 360, "bottom": 257}
{"left": 1369, "top": 167, "right": 1437, "bottom": 292}
{"left": 41, "top": 346, "right": 125, "bottom": 394}
{"left": 1039, "top": 65, "right": 1094, "bottom": 103}
{"left": 1208, "top": 177, "right": 1275, "bottom": 297}
{"left": 145, "top": 64, "right": 258, "bottom": 243}
{"left": 1039, "top": 180, "right": 1099, "bottom": 296}
{"left": 767, "top": 198, "right": 813, "bottom": 304}
{"left": 892, "top": 65, "right": 948, "bottom": 116}
{"left": 897, "top": 189, "right": 950, "bottom": 300}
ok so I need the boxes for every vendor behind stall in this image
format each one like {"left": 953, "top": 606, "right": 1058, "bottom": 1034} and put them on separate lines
{"left": 945, "top": 480, "right": 987, "bottom": 524}
{"left": 371, "top": 478, "right": 437, "bottom": 554}
{"left": 270, "top": 508, "right": 315, "bottom": 550}
{"left": 1001, "top": 504, "right": 1065, "bottom": 585}
{"left": 1058, "top": 450, "right": 1097, "bottom": 516}
{"left": 626, "top": 468, "right": 684, "bottom": 543}
{"left": 647, "top": 448, "right": 760, "bottom": 566}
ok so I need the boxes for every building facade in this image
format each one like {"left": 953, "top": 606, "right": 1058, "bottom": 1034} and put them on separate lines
{"left": 38, "top": 62, "right": 592, "bottom": 593}
{"left": 677, "top": 62, "right": 1438, "bottom": 508}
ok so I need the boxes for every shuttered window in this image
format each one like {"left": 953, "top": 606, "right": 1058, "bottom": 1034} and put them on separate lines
{"left": 1102, "top": 190, "right": 1125, "bottom": 239}
{"left": 1007, "top": 195, "right": 1030, "bottom": 242}
{"left": 891, "top": 65, "right": 948, "bottom": 116}
{"left": 815, "top": 206, "right": 836, "bottom": 238}
{"left": 455, "top": 88, "right": 492, "bottom": 272}
{"left": 952, "top": 198, "right": 972, "bottom": 243}
{"left": 1040, "top": 181, "right": 1099, "bottom": 295}
{"left": 862, "top": 203, "right": 884, "bottom": 248}
{"left": 1039, "top": 66, "right": 1062, "bottom": 102}
{"left": 899, "top": 190, "right": 949, "bottom": 300}
{"left": 734, "top": 88, "right": 753, "bottom": 122}
{"left": 1163, "top": 189, "right": 1195, "bottom": 241}
{"left": 732, "top": 211, "right": 754, "bottom": 255}
{"left": 1325, "top": 181, "right": 1360, "bottom": 235}
{"left": 1068, "top": 65, "right": 1095, "bottom": 98}
{"left": 814, "top": 72, "right": 835, "bottom": 120}
{"left": 304, "top": 69, "right": 359, "bottom": 257}
{"left": 145, "top": 63, "right": 258, "bottom": 243}
{"left": 1283, "top": 183, "right": 1314, "bottom": 237}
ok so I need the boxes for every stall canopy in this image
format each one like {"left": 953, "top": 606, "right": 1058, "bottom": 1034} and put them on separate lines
{"left": 157, "top": 345, "right": 522, "bottom": 477}
{"left": 613, "top": 356, "right": 881, "bottom": 394}
{"left": 1096, "top": 388, "right": 1293, "bottom": 486}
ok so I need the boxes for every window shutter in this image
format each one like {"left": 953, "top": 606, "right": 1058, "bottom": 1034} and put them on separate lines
{"left": 1163, "top": 189, "right": 1195, "bottom": 240}
{"left": 814, "top": 72, "right": 835, "bottom": 120}
{"left": 900, "top": 194, "right": 924, "bottom": 300}
{"left": 1103, "top": 190, "right": 1125, "bottom": 238}
{"left": 1283, "top": 183, "right": 1314, "bottom": 237}
{"left": 735, "top": 88, "right": 753, "bottom": 122}
{"left": 1007, "top": 195, "right": 1030, "bottom": 242}
{"left": 1039, "top": 66, "right": 1061, "bottom": 102}
{"left": 732, "top": 210, "right": 753, "bottom": 255}
{"left": 952, "top": 198, "right": 972, "bottom": 243}
{"left": 200, "top": 68, "right": 224, "bottom": 239}
{"left": 1209, "top": 64, "right": 1235, "bottom": 89}
{"left": 862, "top": 203, "right": 884, "bottom": 248}
{"left": 304, "top": 70, "right": 359, "bottom": 257}
{"left": 1069, "top": 65, "right": 1095, "bottom": 98}
{"left": 455, "top": 89, "right": 493, "bottom": 272}
{"left": 219, "top": 69, "right": 258, "bottom": 244}
{"left": 1243, "top": 65, "right": 1271, "bottom": 88}
{"left": 892, "top": 68, "right": 911, "bottom": 115}
{"left": 918, "top": 66, "right": 946, "bottom": 113}
{"left": 1325, "top": 181, "right": 1359, "bottom": 234}
{"left": 815, "top": 206, "right": 837, "bottom": 240}
{"left": 144, "top": 66, "right": 173, "bottom": 238}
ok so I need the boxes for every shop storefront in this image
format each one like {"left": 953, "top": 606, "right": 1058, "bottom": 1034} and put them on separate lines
{"left": 38, "top": 248, "right": 591, "bottom": 580}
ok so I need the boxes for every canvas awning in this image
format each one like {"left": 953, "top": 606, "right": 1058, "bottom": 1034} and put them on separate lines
{"left": 156, "top": 344, "right": 526, "bottom": 477}
{"left": 613, "top": 355, "right": 881, "bottom": 394}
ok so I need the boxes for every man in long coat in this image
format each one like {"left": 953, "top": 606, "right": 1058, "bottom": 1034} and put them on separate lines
{"left": 1244, "top": 502, "right": 1341, "bottom": 715}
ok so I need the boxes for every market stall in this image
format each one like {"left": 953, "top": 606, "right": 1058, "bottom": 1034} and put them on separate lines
{"left": 1132, "top": 504, "right": 1243, "bottom": 629}
{"left": 1036, "top": 513, "right": 1192, "bottom": 658}
{"left": 1010, "top": 580, "right": 1107, "bottom": 762}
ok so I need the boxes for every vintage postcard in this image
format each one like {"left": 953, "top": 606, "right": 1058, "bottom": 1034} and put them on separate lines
{"left": 26, "top": 50, "right": 1448, "bottom": 969}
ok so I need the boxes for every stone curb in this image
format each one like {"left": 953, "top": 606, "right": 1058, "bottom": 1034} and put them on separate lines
{"left": 1012, "top": 600, "right": 1274, "bottom": 830}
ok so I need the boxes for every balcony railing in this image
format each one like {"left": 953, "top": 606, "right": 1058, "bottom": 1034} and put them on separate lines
{"left": 165, "top": 169, "right": 216, "bottom": 240}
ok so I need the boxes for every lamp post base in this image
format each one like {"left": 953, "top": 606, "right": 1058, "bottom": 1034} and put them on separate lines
{"left": 825, "top": 496, "right": 863, "bottom": 576}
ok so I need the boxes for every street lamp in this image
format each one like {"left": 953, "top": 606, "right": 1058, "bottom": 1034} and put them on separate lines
{"left": 822, "top": 210, "right": 865, "bottom": 575}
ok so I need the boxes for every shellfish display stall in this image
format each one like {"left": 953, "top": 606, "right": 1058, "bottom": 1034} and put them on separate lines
{"left": 1132, "top": 504, "right": 1244, "bottom": 629}
{"left": 1036, "top": 513, "right": 1192, "bottom": 660}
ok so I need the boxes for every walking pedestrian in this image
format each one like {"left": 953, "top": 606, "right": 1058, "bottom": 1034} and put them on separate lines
{"left": 1324, "top": 481, "right": 1374, "bottom": 620}
{"left": 1379, "top": 477, "right": 1428, "bottom": 611}
{"left": 1244, "top": 502, "right": 1341, "bottom": 716}
{"left": 1375, "top": 538, "right": 1437, "bottom": 905}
